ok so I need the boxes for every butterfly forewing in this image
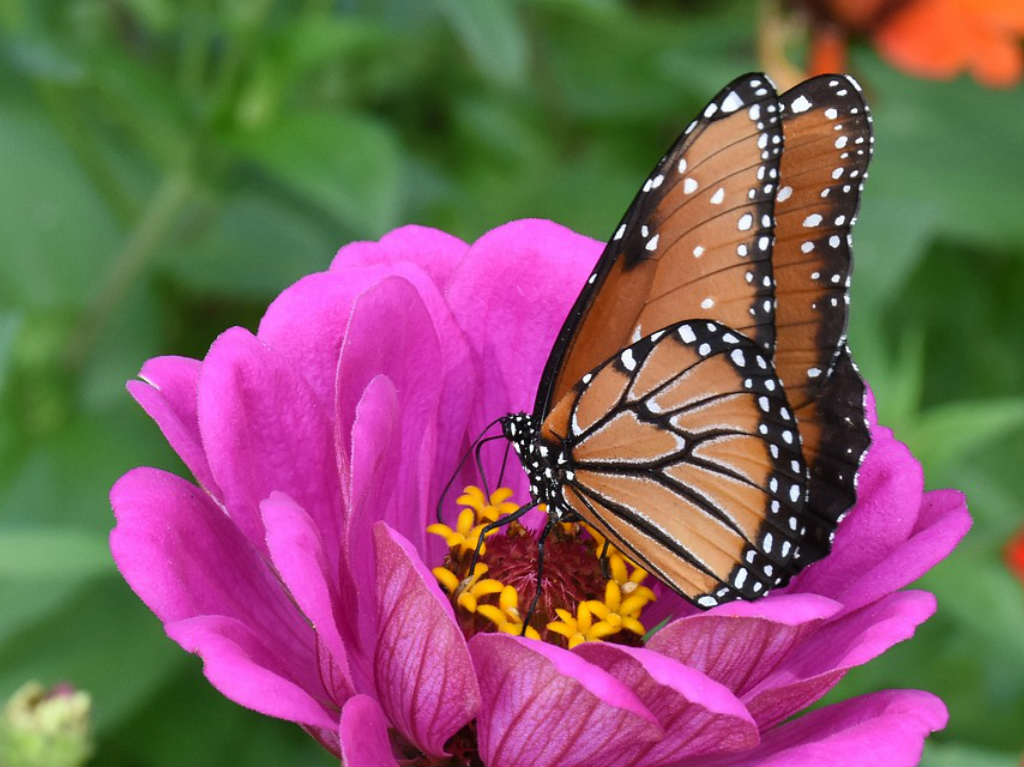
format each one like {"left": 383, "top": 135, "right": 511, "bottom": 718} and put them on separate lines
{"left": 772, "top": 75, "right": 873, "bottom": 557}
{"left": 545, "top": 321, "right": 807, "bottom": 606}
{"left": 534, "top": 73, "right": 785, "bottom": 419}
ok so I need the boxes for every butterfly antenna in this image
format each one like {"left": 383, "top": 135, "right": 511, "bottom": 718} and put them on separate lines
{"left": 495, "top": 439, "right": 513, "bottom": 489}
{"left": 435, "top": 418, "right": 503, "bottom": 524}
{"left": 474, "top": 434, "right": 506, "bottom": 500}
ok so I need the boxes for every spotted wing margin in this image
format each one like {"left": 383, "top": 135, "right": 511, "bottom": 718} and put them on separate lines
{"left": 772, "top": 74, "right": 873, "bottom": 553}
{"left": 533, "top": 73, "right": 785, "bottom": 421}
{"left": 541, "top": 320, "right": 809, "bottom": 608}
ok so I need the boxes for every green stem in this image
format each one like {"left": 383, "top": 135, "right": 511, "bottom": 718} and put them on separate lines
{"left": 65, "top": 170, "right": 193, "bottom": 369}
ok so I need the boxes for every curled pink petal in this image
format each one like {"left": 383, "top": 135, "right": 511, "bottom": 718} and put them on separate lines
{"left": 737, "top": 689, "right": 948, "bottom": 766}
{"left": 470, "top": 633, "right": 661, "bottom": 767}
{"left": 128, "top": 356, "right": 219, "bottom": 497}
{"left": 373, "top": 522, "right": 480, "bottom": 758}
{"left": 646, "top": 594, "right": 841, "bottom": 694}
{"left": 197, "top": 327, "right": 342, "bottom": 563}
{"left": 332, "top": 224, "right": 470, "bottom": 292}
{"left": 257, "top": 266, "right": 392, "bottom": 411}
{"left": 339, "top": 695, "right": 399, "bottom": 767}
{"left": 834, "top": 489, "right": 971, "bottom": 612}
{"left": 261, "top": 491, "right": 354, "bottom": 701}
{"left": 574, "top": 642, "right": 758, "bottom": 764}
{"left": 336, "top": 275, "right": 471, "bottom": 547}
{"left": 744, "top": 590, "right": 937, "bottom": 727}
{"left": 165, "top": 615, "right": 337, "bottom": 730}
{"left": 343, "top": 375, "right": 400, "bottom": 652}
{"left": 110, "top": 468, "right": 321, "bottom": 695}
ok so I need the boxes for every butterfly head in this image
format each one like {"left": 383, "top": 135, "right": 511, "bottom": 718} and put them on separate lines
{"left": 500, "top": 412, "right": 573, "bottom": 518}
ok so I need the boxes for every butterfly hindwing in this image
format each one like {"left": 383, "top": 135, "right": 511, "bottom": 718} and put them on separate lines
{"left": 544, "top": 320, "right": 807, "bottom": 606}
{"left": 534, "top": 73, "right": 786, "bottom": 418}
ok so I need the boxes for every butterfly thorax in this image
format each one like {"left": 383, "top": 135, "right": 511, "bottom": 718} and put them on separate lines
{"left": 500, "top": 412, "right": 574, "bottom": 519}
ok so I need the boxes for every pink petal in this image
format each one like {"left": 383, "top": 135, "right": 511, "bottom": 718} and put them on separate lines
{"left": 110, "top": 468, "right": 318, "bottom": 685}
{"left": 646, "top": 594, "right": 841, "bottom": 695}
{"left": 256, "top": 266, "right": 393, "bottom": 412}
{"left": 574, "top": 642, "right": 758, "bottom": 765}
{"left": 446, "top": 219, "right": 602, "bottom": 426}
{"left": 197, "top": 327, "right": 342, "bottom": 566}
{"left": 127, "top": 356, "right": 220, "bottom": 497}
{"left": 373, "top": 523, "right": 480, "bottom": 758}
{"left": 790, "top": 425, "right": 923, "bottom": 601}
{"left": 336, "top": 275, "right": 472, "bottom": 551}
{"left": 331, "top": 224, "right": 470, "bottom": 293}
{"left": 339, "top": 695, "right": 399, "bottom": 767}
{"left": 165, "top": 615, "right": 337, "bottom": 730}
{"left": 736, "top": 690, "right": 947, "bottom": 766}
{"left": 261, "top": 491, "right": 354, "bottom": 701}
{"left": 345, "top": 375, "right": 400, "bottom": 656}
{"left": 469, "top": 633, "right": 661, "bottom": 767}
{"left": 833, "top": 489, "right": 971, "bottom": 613}
{"left": 744, "top": 590, "right": 936, "bottom": 727}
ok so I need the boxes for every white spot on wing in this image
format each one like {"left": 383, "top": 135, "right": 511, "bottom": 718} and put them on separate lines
{"left": 721, "top": 90, "right": 743, "bottom": 113}
{"left": 791, "top": 94, "right": 812, "bottom": 113}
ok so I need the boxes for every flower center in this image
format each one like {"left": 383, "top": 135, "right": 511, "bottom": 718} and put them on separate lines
{"left": 428, "top": 486, "right": 656, "bottom": 648}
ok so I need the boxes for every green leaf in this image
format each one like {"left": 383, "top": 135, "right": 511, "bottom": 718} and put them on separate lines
{"left": 854, "top": 53, "right": 1024, "bottom": 247}
{"left": 0, "top": 577, "right": 184, "bottom": 734}
{"left": 0, "top": 105, "right": 121, "bottom": 308}
{"left": 921, "top": 740, "right": 1021, "bottom": 767}
{"left": 905, "top": 397, "right": 1024, "bottom": 471}
{"left": 94, "top": 664, "right": 334, "bottom": 765}
{"left": 159, "top": 193, "right": 335, "bottom": 299}
{"left": 0, "top": 582, "right": 83, "bottom": 646}
{"left": 434, "top": 0, "right": 528, "bottom": 87}
{"left": 4, "top": 37, "right": 85, "bottom": 84}
{"left": 0, "top": 529, "right": 112, "bottom": 579}
{"left": 849, "top": 194, "right": 939, "bottom": 313}
{"left": 228, "top": 110, "right": 401, "bottom": 237}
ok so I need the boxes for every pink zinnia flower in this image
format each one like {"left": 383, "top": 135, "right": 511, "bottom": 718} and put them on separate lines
{"left": 110, "top": 221, "right": 970, "bottom": 766}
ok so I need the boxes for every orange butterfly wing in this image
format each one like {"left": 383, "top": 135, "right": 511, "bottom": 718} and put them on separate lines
{"left": 543, "top": 320, "right": 806, "bottom": 605}
{"left": 534, "top": 73, "right": 786, "bottom": 418}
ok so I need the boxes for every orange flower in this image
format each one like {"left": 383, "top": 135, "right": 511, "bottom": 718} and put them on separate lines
{"left": 1006, "top": 527, "right": 1024, "bottom": 583}
{"left": 875, "top": 0, "right": 1024, "bottom": 87}
{"left": 806, "top": 0, "right": 1024, "bottom": 87}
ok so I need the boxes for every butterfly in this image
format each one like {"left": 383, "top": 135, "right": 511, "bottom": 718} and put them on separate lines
{"left": 498, "top": 73, "right": 873, "bottom": 610}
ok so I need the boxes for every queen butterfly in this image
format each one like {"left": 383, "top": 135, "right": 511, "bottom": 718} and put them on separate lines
{"left": 484, "top": 73, "right": 872, "bottom": 612}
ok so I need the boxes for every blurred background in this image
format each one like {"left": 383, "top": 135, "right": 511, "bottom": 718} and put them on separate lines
{"left": 0, "top": 0, "right": 1022, "bottom": 764}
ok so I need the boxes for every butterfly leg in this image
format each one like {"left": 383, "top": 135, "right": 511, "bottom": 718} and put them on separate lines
{"left": 521, "top": 517, "right": 555, "bottom": 636}
{"left": 598, "top": 539, "right": 611, "bottom": 579}
{"left": 466, "top": 499, "right": 540, "bottom": 577}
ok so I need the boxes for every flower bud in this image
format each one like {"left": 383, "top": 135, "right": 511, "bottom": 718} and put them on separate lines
{"left": 0, "top": 681, "right": 94, "bottom": 767}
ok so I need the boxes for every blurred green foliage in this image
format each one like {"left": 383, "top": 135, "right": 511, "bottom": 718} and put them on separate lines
{"left": 0, "top": 0, "right": 1022, "bottom": 764}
